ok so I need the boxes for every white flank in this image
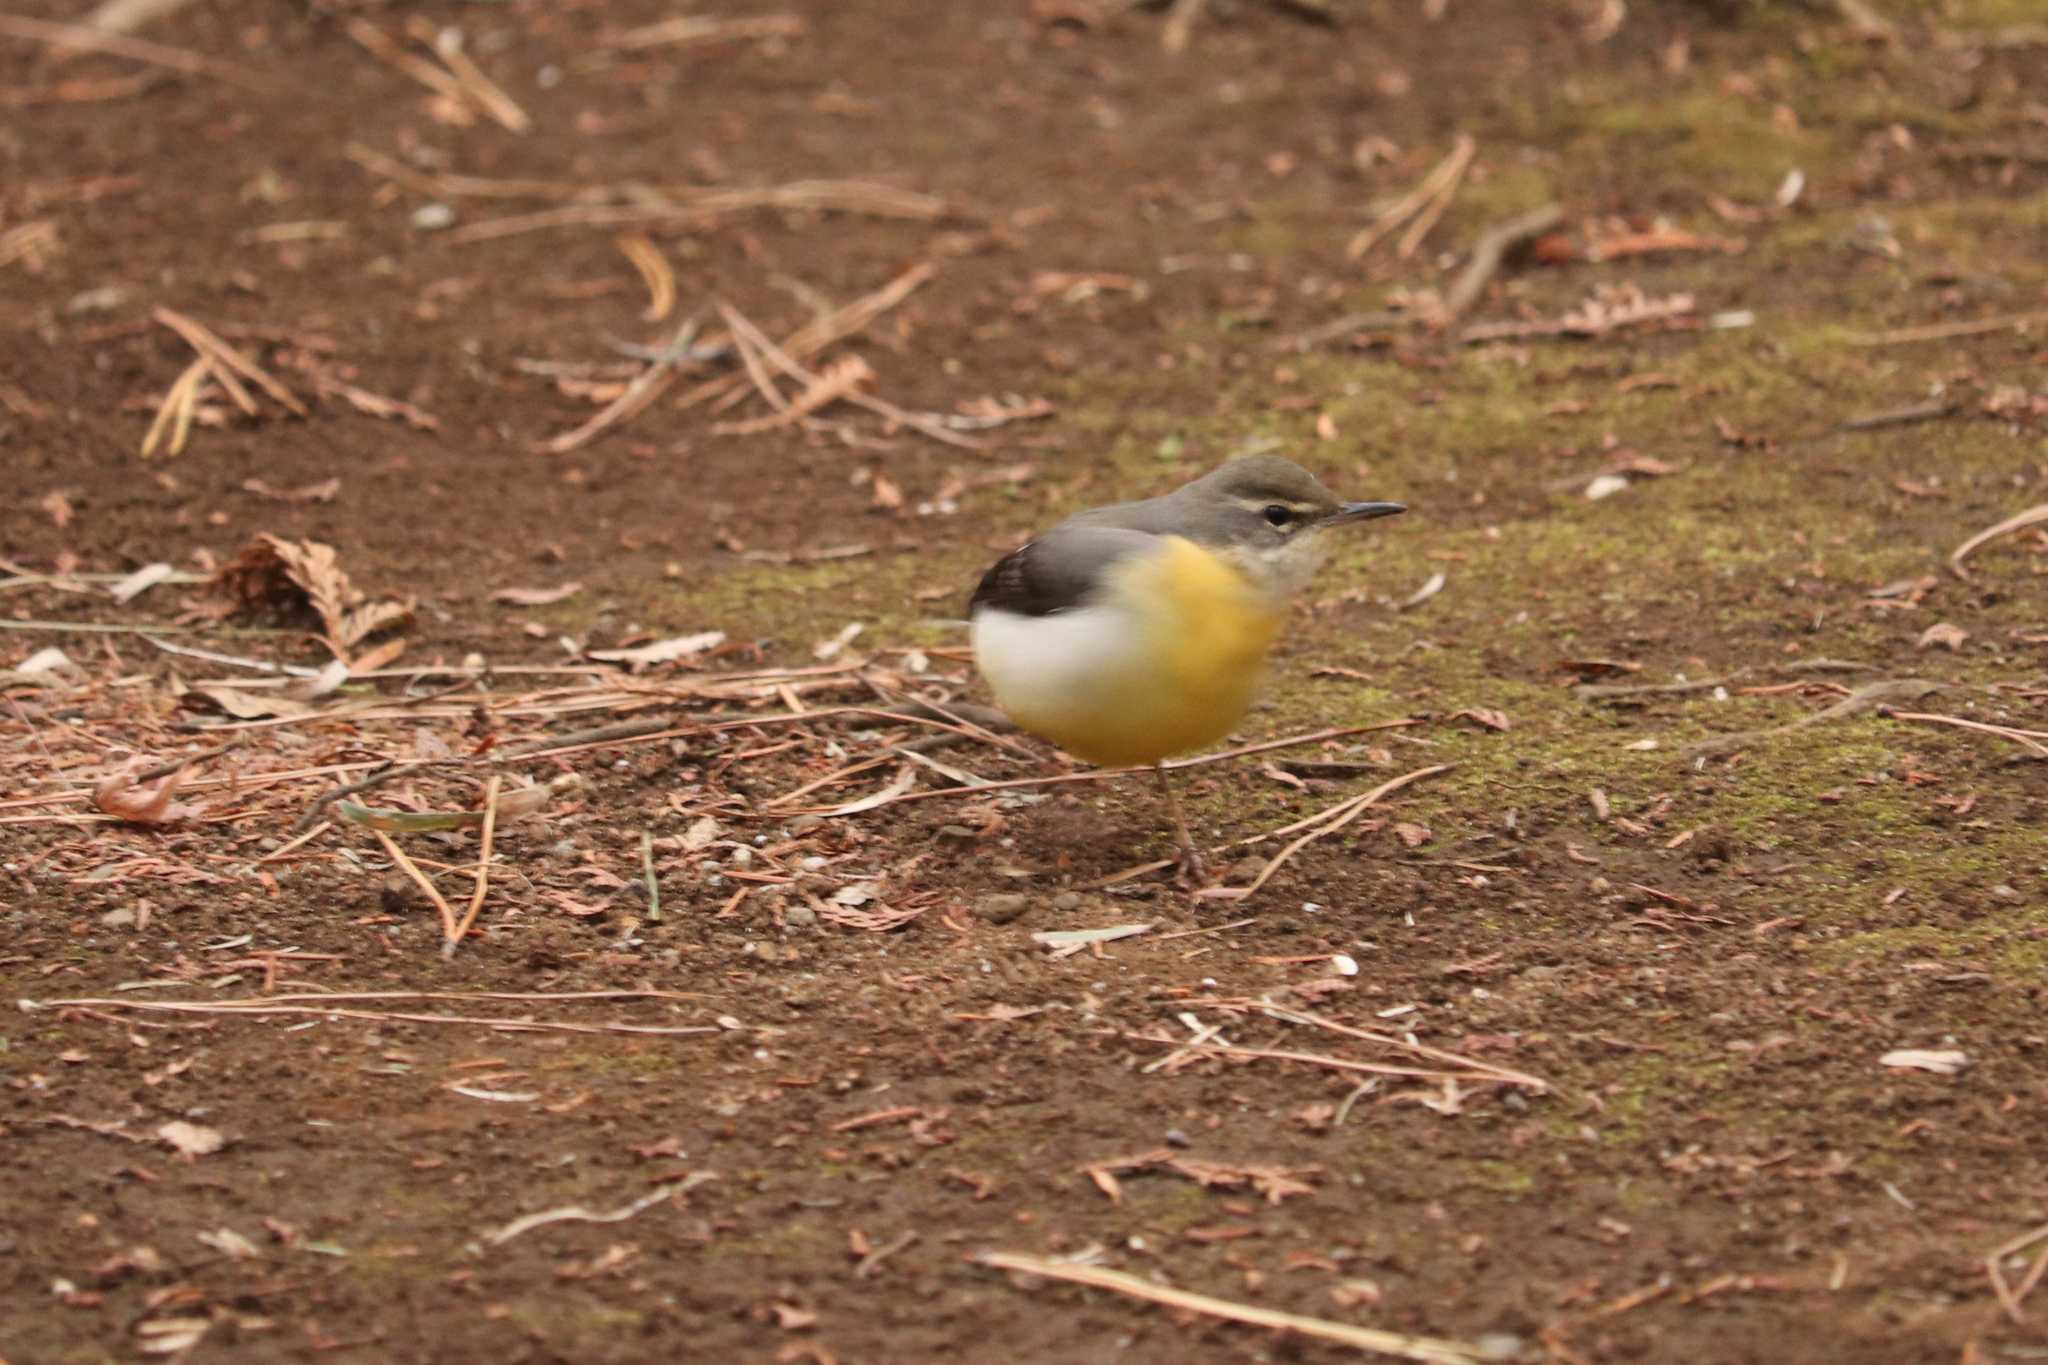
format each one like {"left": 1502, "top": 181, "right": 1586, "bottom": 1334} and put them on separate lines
{"left": 971, "top": 602, "right": 1149, "bottom": 726}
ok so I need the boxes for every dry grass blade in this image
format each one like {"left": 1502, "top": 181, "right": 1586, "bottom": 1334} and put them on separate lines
{"left": 716, "top": 301, "right": 983, "bottom": 450}
{"left": 1161, "top": 0, "right": 1208, "bottom": 52}
{"left": 715, "top": 355, "right": 875, "bottom": 435}
{"left": 445, "top": 775, "right": 501, "bottom": 956}
{"left": 597, "top": 13, "right": 803, "bottom": 52}
{"left": 23, "top": 993, "right": 717, "bottom": 1038}
{"left": 404, "top": 17, "right": 529, "bottom": 134}
{"left": 975, "top": 1252, "right": 1482, "bottom": 1364}
{"left": 1261, "top": 1003, "right": 1550, "bottom": 1092}
{"left": 1201, "top": 765, "right": 1452, "bottom": 902}
{"left": 539, "top": 315, "right": 701, "bottom": 455}
{"left": 448, "top": 181, "right": 946, "bottom": 244}
{"left": 343, "top": 143, "right": 592, "bottom": 202}
{"left": 372, "top": 828, "right": 458, "bottom": 941}
{"left": 73, "top": 0, "right": 201, "bottom": 41}
{"left": 0, "top": 12, "right": 271, "bottom": 90}
{"left": 791, "top": 723, "right": 1411, "bottom": 815}
{"left": 1347, "top": 134, "right": 1475, "bottom": 260}
{"left": 343, "top": 18, "right": 500, "bottom": 127}
{"left": 153, "top": 308, "right": 307, "bottom": 417}
{"left": 0, "top": 219, "right": 57, "bottom": 270}
{"left": 680, "top": 180, "right": 946, "bottom": 221}
{"left": 139, "top": 357, "right": 207, "bottom": 458}
{"left": 681, "top": 260, "right": 937, "bottom": 414}
{"left": 1949, "top": 502, "right": 2048, "bottom": 580}
{"left": 617, "top": 234, "right": 675, "bottom": 322}
{"left": 1395, "top": 136, "right": 1474, "bottom": 260}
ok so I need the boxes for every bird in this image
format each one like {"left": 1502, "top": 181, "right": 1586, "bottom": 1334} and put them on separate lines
{"left": 968, "top": 455, "right": 1405, "bottom": 883}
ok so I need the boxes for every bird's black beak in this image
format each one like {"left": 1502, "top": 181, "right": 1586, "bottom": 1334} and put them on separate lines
{"left": 1324, "top": 500, "right": 1406, "bottom": 527}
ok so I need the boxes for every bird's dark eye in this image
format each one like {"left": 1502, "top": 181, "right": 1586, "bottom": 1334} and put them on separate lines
{"left": 1262, "top": 504, "right": 1293, "bottom": 528}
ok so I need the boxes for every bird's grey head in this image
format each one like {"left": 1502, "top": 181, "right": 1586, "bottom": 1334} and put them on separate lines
{"left": 1174, "top": 455, "right": 1405, "bottom": 591}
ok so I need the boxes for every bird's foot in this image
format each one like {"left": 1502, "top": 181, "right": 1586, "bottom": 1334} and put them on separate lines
{"left": 1172, "top": 840, "right": 1209, "bottom": 891}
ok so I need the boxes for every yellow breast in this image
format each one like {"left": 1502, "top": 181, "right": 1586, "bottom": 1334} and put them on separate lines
{"left": 986, "top": 536, "right": 1283, "bottom": 768}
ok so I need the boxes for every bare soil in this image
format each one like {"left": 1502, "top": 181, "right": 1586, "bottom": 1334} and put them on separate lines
{"left": 4, "top": 2, "right": 2047, "bottom": 1363}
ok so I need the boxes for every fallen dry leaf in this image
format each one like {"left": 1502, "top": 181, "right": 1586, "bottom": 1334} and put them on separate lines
{"left": 1392, "top": 821, "right": 1432, "bottom": 848}
{"left": 242, "top": 476, "right": 341, "bottom": 503}
{"left": 215, "top": 534, "right": 412, "bottom": 661}
{"left": 156, "top": 1119, "right": 225, "bottom": 1157}
{"left": 1879, "top": 1049, "right": 1967, "bottom": 1075}
{"left": 95, "top": 764, "right": 199, "bottom": 825}
{"left": 1917, "top": 622, "right": 1969, "bottom": 652}
{"left": 492, "top": 582, "right": 583, "bottom": 607}
{"left": 588, "top": 630, "right": 726, "bottom": 669}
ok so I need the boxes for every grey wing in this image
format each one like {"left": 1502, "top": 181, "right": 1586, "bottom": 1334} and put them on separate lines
{"left": 968, "top": 525, "right": 1160, "bottom": 618}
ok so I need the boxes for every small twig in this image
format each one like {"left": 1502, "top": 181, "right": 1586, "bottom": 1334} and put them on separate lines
{"left": 717, "top": 301, "right": 984, "bottom": 450}
{"left": 1198, "top": 764, "right": 1452, "bottom": 902}
{"left": 1160, "top": 0, "right": 1207, "bottom": 52}
{"left": 1576, "top": 674, "right": 1743, "bottom": 704}
{"left": 1260, "top": 1002, "right": 1549, "bottom": 1091}
{"left": 293, "top": 760, "right": 455, "bottom": 835}
{"left": 682, "top": 261, "right": 937, "bottom": 415}
{"left": 444, "top": 774, "right": 501, "bottom": 956}
{"left": 1333, "top": 1078, "right": 1378, "bottom": 1126}
{"left": 975, "top": 1252, "right": 1482, "bottom": 1365}
{"left": 1688, "top": 679, "right": 1942, "bottom": 757}
{"left": 0, "top": 12, "right": 271, "bottom": 90}
{"left": 1438, "top": 203, "right": 1564, "bottom": 321}
{"left": 1884, "top": 710, "right": 2048, "bottom": 760}
{"left": 793, "top": 721, "right": 1419, "bottom": 815}
{"left": 126, "top": 741, "right": 238, "bottom": 785}
{"left": 485, "top": 1177, "right": 710, "bottom": 1246}
{"left": 1849, "top": 311, "right": 2048, "bottom": 347}
{"left": 255, "top": 820, "right": 330, "bottom": 864}
{"left": 1949, "top": 502, "right": 2048, "bottom": 580}
{"left": 371, "top": 828, "right": 459, "bottom": 942}
{"left": 1986, "top": 1221, "right": 2048, "bottom": 1323}
{"left": 853, "top": 1229, "right": 919, "bottom": 1279}
{"left": 639, "top": 829, "right": 660, "bottom": 922}
{"left": 1837, "top": 400, "right": 1957, "bottom": 432}
{"left": 403, "top": 17, "right": 529, "bottom": 134}
{"left": 538, "top": 314, "right": 702, "bottom": 455}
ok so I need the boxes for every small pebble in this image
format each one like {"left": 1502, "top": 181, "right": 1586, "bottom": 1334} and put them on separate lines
{"left": 410, "top": 202, "right": 456, "bottom": 231}
{"left": 1475, "top": 1333, "right": 1525, "bottom": 1361}
{"left": 381, "top": 872, "right": 418, "bottom": 913}
{"left": 936, "top": 824, "right": 977, "bottom": 842}
{"left": 786, "top": 814, "right": 824, "bottom": 834}
{"left": 1164, "top": 1129, "right": 1192, "bottom": 1149}
{"left": 1052, "top": 891, "right": 1082, "bottom": 912}
{"left": 976, "top": 893, "right": 1030, "bottom": 924}
{"left": 100, "top": 907, "right": 136, "bottom": 929}
{"left": 784, "top": 905, "right": 818, "bottom": 929}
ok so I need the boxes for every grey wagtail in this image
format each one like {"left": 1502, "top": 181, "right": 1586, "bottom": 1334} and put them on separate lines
{"left": 969, "top": 455, "right": 1405, "bottom": 881}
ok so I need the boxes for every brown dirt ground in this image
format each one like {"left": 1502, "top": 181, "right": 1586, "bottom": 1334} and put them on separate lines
{"left": 5, "top": 1, "right": 2048, "bottom": 1362}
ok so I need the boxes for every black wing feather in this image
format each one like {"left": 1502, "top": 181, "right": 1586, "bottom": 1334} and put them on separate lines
{"left": 968, "top": 526, "right": 1159, "bottom": 618}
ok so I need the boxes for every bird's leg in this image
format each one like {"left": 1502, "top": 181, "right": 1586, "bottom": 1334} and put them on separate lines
{"left": 1153, "top": 762, "right": 1207, "bottom": 887}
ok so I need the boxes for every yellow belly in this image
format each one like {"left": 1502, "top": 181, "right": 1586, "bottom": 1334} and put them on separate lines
{"left": 994, "top": 537, "right": 1283, "bottom": 767}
